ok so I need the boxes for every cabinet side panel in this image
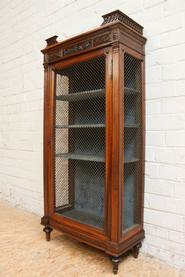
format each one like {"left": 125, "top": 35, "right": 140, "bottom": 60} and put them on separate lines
{"left": 122, "top": 53, "right": 143, "bottom": 233}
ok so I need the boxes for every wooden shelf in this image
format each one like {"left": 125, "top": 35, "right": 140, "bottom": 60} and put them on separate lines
{"left": 56, "top": 89, "right": 105, "bottom": 102}
{"left": 57, "top": 209, "right": 103, "bottom": 229}
{"left": 56, "top": 154, "right": 138, "bottom": 164}
{"left": 56, "top": 152, "right": 105, "bottom": 162}
{"left": 125, "top": 87, "right": 139, "bottom": 95}
{"left": 124, "top": 123, "right": 139, "bottom": 128}
{"left": 124, "top": 157, "right": 139, "bottom": 164}
{"left": 56, "top": 124, "right": 105, "bottom": 129}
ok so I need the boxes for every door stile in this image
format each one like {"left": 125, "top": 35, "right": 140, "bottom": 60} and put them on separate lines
{"left": 49, "top": 49, "right": 109, "bottom": 235}
{"left": 43, "top": 65, "right": 50, "bottom": 218}
{"left": 104, "top": 48, "right": 113, "bottom": 238}
{"left": 111, "top": 43, "right": 123, "bottom": 243}
{"left": 44, "top": 67, "right": 56, "bottom": 217}
{"left": 140, "top": 59, "right": 145, "bottom": 228}
{"left": 119, "top": 47, "right": 125, "bottom": 240}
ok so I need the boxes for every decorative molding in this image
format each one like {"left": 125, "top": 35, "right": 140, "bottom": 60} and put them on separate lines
{"left": 101, "top": 10, "right": 143, "bottom": 35}
{"left": 93, "top": 33, "right": 111, "bottom": 46}
{"left": 45, "top": 48, "right": 63, "bottom": 63}
{"left": 112, "top": 41, "right": 120, "bottom": 52}
{"left": 44, "top": 32, "right": 112, "bottom": 63}
{"left": 41, "top": 215, "right": 50, "bottom": 226}
{"left": 112, "top": 29, "right": 119, "bottom": 41}
{"left": 63, "top": 40, "right": 92, "bottom": 56}
{"left": 46, "top": 35, "right": 58, "bottom": 46}
{"left": 43, "top": 63, "right": 48, "bottom": 71}
{"left": 104, "top": 47, "right": 110, "bottom": 55}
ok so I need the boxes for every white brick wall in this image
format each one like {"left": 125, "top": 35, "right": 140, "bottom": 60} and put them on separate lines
{"left": 0, "top": 0, "right": 185, "bottom": 271}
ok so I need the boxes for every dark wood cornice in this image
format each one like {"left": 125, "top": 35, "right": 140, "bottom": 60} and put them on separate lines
{"left": 41, "top": 25, "right": 146, "bottom": 67}
{"left": 41, "top": 10, "right": 146, "bottom": 65}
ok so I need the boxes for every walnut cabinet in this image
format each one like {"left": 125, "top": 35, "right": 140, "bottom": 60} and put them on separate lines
{"left": 41, "top": 10, "right": 146, "bottom": 274}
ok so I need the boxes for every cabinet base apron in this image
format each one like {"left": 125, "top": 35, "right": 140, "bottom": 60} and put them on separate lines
{"left": 41, "top": 216, "right": 144, "bottom": 274}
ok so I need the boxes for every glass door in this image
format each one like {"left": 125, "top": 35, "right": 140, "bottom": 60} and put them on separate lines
{"left": 54, "top": 56, "right": 106, "bottom": 230}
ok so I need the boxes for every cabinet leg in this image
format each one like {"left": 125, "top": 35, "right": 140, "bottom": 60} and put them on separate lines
{"left": 111, "top": 256, "right": 120, "bottom": 275}
{"left": 132, "top": 242, "right": 142, "bottom": 258}
{"left": 43, "top": 226, "right": 53, "bottom": 241}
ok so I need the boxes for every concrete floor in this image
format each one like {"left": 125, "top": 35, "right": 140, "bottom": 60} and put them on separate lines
{"left": 1, "top": 200, "right": 185, "bottom": 277}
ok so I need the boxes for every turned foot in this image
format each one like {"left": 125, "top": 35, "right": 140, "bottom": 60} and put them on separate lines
{"left": 111, "top": 256, "right": 120, "bottom": 275}
{"left": 132, "top": 242, "right": 142, "bottom": 258}
{"left": 43, "top": 226, "right": 53, "bottom": 241}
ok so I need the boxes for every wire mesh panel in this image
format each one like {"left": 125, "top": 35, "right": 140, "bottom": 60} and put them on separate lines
{"left": 122, "top": 54, "right": 142, "bottom": 231}
{"left": 54, "top": 56, "right": 105, "bottom": 230}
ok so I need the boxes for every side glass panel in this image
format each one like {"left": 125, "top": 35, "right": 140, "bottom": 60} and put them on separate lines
{"left": 54, "top": 56, "right": 105, "bottom": 230}
{"left": 122, "top": 53, "right": 142, "bottom": 231}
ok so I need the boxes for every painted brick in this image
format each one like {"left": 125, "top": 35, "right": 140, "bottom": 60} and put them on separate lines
{"left": 164, "top": 0, "right": 185, "bottom": 16}
{"left": 169, "top": 230, "right": 185, "bottom": 244}
{"left": 148, "top": 44, "right": 185, "bottom": 65}
{"left": 144, "top": 209, "right": 184, "bottom": 232}
{"left": 162, "top": 61, "right": 185, "bottom": 80}
{"left": 146, "top": 99, "right": 161, "bottom": 115}
{"left": 174, "top": 183, "right": 185, "bottom": 199}
{"left": 154, "top": 147, "right": 185, "bottom": 165}
{"left": 144, "top": 12, "right": 183, "bottom": 36}
{"left": 160, "top": 28, "right": 185, "bottom": 48}
{"left": 144, "top": 223, "right": 169, "bottom": 240}
{"left": 143, "top": 0, "right": 166, "bottom": 8}
{"left": 161, "top": 97, "right": 185, "bottom": 114}
{"left": 146, "top": 131, "right": 165, "bottom": 146}
{"left": 165, "top": 131, "right": 185, "bottom": 147}
{"left": 146, "top": 114, "right": 184, "bottom": 131}
{"left": 145, "top": 178, "right": 174, "bottom": 197}
{"left": 145, "top": 193, "right": 185, "bottom": 216}
{"left": 146, "top": 65, "right": 162, "bottom": 84}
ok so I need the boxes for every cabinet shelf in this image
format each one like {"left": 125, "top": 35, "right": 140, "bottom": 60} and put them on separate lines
{"left": 56, "top": 152, "right": 105, "bottom": 162}
{"left": 56, "top": 89, "right": 105, "bottom": 102}
{"left": 56, "top": 124, "right": 105, "bottom": 129}
{"left": 58, "top": 209, "right": 103, "bottom": 229}
{"left": 125, "top": 87, "right": 139, "bottom": 95}
{"left": 124, "top": 158, "right": 139, "bottom": 164}
{"left": 124, "top": 123, "right": 139, "bottom": 128}
{"left": 56, "top": 87, "right": 138, "bottom": 101}
{"left": 56, "top": 154, "right": 139, "bottom": 164}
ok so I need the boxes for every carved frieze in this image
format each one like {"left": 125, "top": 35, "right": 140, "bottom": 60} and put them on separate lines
{"left": 93, "top": 33, "right": 111, "bottom": 46}
{"left": 45, "top": 48, "right": 63, "bottom": 63}
{"left": 63, "top": 40, "right": 92, "bottom": 56}
{"left": 44, "top": 32, "right": 113, "bottom": 63}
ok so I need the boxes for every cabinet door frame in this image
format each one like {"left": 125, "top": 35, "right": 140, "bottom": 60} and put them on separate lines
{"left": 120, "top": 45, "right": 145, "bottom": 242}
{"left": 43, "top": 47, "right": 113, "bottom": 239}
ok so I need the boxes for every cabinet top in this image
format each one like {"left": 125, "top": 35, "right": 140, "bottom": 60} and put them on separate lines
{"left": 41, "top": 10, "right": 146, "bottom": 64}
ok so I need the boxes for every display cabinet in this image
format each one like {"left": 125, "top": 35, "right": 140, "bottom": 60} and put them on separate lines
{"left": 41, "top": 10, "right": 146, "bottom": 274}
